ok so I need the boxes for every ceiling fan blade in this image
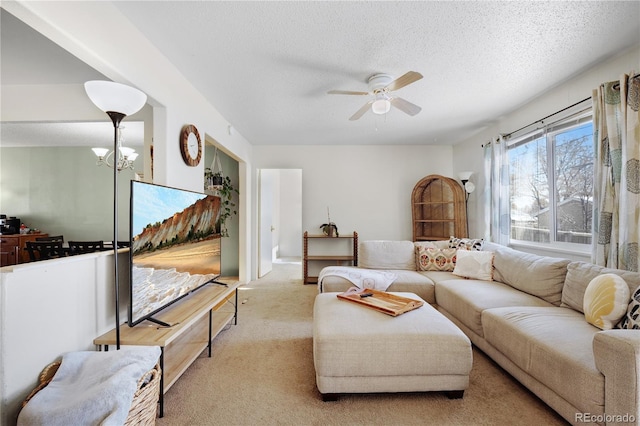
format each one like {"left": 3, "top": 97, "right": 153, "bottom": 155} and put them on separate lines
{"left": 328, "top": 90, "right": 369, "bottom": 95}
{"left": 385, "top": 71, "right": 423, "bottom": 92}
{"left": 390, "top": 97, "right": 422, "bottom": 116}
{"left": 349, "top": 101, "right": 374, "bottom": 121}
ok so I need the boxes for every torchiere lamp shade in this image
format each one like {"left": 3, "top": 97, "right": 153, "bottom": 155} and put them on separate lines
{"left": 84, "top": 80, "right": 147, "bottom": 116}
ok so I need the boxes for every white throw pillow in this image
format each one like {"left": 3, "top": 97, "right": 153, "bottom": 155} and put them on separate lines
{"left": 452, "top": 250, "right": 494, "bottom": 281}
{"left": 583, "top": 273, "right": 630, "bottom": 330}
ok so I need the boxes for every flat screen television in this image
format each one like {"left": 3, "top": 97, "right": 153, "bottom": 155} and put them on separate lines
{"left": 128, "top": 181, "right": 222, "bottom": 327}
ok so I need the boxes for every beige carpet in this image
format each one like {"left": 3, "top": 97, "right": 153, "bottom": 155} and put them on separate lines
{"left": 157, "top": 261, "right": 568, "bottom": 425}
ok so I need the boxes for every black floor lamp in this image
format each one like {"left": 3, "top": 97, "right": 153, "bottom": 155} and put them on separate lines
{"left": 458, "top": 171, "right": 476, "bottom": 237}
{"left": 84, "top": 81, "right": 147, "bottom": 349}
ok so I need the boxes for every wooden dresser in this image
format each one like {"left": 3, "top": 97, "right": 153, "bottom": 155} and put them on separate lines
{"left": 0, "top": 233, "right": 48, "bottom": 266}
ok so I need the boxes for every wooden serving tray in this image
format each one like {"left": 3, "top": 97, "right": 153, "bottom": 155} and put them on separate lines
{"left": 337, "top": 287, "right": 424, "bottom": 316}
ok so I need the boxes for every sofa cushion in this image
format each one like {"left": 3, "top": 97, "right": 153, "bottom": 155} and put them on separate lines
{"left": 452, "top": 250, "right": 494, "bottom": 281}
{"left": 416, "top": 247, "right": 457, "bottom": 272}
{"left": 483, "top": 242, "right": 569, "bottom": 306}
{"left": 482, "top": 306, "right": 604, "bottom": 415}
{"left": 562, "top": 261, "right": 640, "bottom": 314}
{"left": 360, "top": 240, "right": 416, "bottom": 270}
{"left": 320, "top": 270, "right": 435, "bottom": 304}
{"left": 619, "top": 285, "right": 640, "bottom": 329}
{"left": 583, "top": 273, "right": 630, "bottom": 330}
{"left": 420, "top": 270, "right": 458, "bottom": 285}
{"left": 435, "top": 279, "right": 553, "bottom": 337}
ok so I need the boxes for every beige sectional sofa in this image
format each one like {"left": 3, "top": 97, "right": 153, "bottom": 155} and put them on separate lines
{"left": 318, "top": 240, "right": 640, "bottom": 426}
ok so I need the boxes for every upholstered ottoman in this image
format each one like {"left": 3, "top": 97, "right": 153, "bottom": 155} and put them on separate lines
{"left": 313, "top": 292, "right": 472, "bottom": 401}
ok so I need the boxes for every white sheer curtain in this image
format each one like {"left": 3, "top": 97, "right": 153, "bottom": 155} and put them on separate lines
{"left": 592, "top": 72, "right": 640, "bottom": 271}
{"left": 483, "top": 135, "right": 510, "bottom": 245}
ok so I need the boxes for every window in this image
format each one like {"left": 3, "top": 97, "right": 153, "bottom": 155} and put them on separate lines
{"left": 507, "top": 110, "right": 593, "bottom": 247}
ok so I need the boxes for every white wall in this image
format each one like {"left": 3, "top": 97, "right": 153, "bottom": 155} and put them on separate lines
{"left": 278, "top": 169, "right": 303, "bottom": 258}
{"left": 271, "top": 171, "right": 281, "bottom": 258}
{"left": 452, "top": 44, "right": 640, "bottom": 245}
{"left": 251, "top": 144, "right": 454, "bottom": 273}
{"left": 259, "top": 168, "right": 303, "bottom": 260}
{"left": 0, "top": 251, "right": 129, "bottom": 424}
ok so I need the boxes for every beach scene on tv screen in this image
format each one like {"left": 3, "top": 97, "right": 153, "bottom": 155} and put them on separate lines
{"left": 131, "top": 183, "right": 222, "bottom": 323}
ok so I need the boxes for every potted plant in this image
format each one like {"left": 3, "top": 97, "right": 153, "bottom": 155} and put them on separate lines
{"left": 320, "top": 207, "right": 339, "bottom": 237}
{"left": 215, "top": 174, "right": 239, "bottom": 237}
{"left": 320, "top": 222, "right": 338, "bottom": 237}
{"left": 204, "top": 168, "right": 224, "bottom": 189}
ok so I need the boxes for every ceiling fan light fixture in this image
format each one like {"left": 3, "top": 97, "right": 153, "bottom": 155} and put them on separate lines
{"left": 328, "top": 71, "right": 423, "bottom": 120}
{"left": 371, "top": 93, "right": 391, "bottom": 115}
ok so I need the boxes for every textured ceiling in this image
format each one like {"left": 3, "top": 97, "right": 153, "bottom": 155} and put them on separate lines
{"left": 2, "top": 1, "right": 640, "bottom": 147}
{"left": 113, "top": 1, "right": 640, "bottom": 146}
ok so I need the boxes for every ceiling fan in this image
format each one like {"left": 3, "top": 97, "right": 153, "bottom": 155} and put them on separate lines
{"left": 328, "top": 71, "right": 423, "bottom": 121}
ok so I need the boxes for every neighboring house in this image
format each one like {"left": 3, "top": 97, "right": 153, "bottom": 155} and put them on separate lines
{"left": 519, "top": 198, "right": 593, "bottom": 244}
{"left": 536, "top": 197, "right": 593, "bottom": 232}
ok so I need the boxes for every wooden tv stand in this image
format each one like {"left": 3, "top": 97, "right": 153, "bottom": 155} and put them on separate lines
{"left": 94, "top": 279, "right": 239, "bottom": 417}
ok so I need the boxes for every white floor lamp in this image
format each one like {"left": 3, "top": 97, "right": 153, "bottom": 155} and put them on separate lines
{"left": 84, "top": 81, "right": 147, "bottom": 349}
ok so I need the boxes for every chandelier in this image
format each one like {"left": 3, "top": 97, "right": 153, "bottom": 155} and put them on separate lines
{"left": 91, "top": 126, "right": 138, "bottom": 171}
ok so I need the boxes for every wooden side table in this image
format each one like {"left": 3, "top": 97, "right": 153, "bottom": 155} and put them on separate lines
{"left": 303, "top": 231, "right": 358, "bottom": 284}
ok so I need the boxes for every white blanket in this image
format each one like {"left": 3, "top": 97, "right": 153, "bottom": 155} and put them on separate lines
{"left": 18, "top": 346, "right": 161, "bottom": 426}
{"left": 319, "top": 266, "right": 397, "bottom": 291}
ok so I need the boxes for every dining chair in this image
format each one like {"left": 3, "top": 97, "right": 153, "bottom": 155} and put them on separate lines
{"left": 68, "top": 240, "right": 105, "bottom": 255}
{"left": 26, "top": 241, "right": 65, "bottom": 261}
{"left": 35, "top": 235, "right": 64, "bottom": 243}
{"left": 104, "top": 241, "right": 131, "bottom": 249}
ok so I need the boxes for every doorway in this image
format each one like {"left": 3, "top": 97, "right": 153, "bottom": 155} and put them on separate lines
{"left": 258, "top": 169, "right": 302, "bottom": 278}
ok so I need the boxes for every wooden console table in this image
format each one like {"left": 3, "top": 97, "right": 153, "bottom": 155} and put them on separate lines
{"left": 94, "top": 279, "right": 239, "bottom": 417}
{"left": 303, "top": 231, "right": 358, "bottom": 284}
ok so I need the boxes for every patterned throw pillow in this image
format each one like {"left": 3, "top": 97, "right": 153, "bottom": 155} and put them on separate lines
{"left": 452, "top": 250, "right": 494, "bottom": 281}
{"left": 415, "top": 246, "right": 457, "bottom": 272}
{"left": 448, "top": 236, "right": 484, "bottom": 251}
{"left": 618, "top": 285, "right": 640, "bottom": 329}
{"left": 583, "top": 273, "right": 630, "bottom": 330}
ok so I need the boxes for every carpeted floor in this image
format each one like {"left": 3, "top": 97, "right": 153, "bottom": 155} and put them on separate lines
{"left": 157, "top": 261, "right": 568, "bottom": 425}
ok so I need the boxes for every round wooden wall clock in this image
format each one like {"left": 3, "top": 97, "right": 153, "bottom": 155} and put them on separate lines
{"left": 180, "top": 124, "right": 202, "bottom": 167}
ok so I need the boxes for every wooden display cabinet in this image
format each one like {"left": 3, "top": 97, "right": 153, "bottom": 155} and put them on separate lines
{"left": 412, "top": 175, "right": 467, "bottom": 241}
{"left": 303, "top": 231, "right": 358, "bottom": 284}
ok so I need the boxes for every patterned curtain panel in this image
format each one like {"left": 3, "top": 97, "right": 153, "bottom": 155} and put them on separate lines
{"left": 483, "top": 136, "right": 510, "bottom": 245}
{"left": 592, "top": 72, "right": 640, "bottom": 271}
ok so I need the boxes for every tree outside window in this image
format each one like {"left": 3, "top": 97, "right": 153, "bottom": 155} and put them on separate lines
{"left": 508, "top": 114, "right": 593, "bottom": 246}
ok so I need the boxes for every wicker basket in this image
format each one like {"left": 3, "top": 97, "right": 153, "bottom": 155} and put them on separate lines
{"left": 22, "top": 361, "right": 161, "bottom": 425}
{"left": 125, "top": 362, "right": 161, "bottom": 426}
